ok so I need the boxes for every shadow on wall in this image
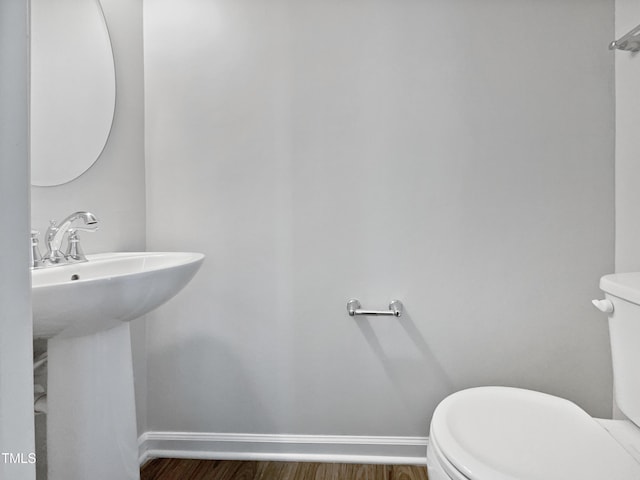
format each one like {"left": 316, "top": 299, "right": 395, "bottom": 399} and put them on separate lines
{"left": 146, "top": 310, "right": 455, "bottom": 437}
{"left": 354, "top": 310, "right": 455, "bottom": 422}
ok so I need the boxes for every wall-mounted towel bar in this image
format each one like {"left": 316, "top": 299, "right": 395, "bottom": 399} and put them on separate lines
{"left": 347, "top": 299, "right": 403, "bottom": 317}
{"left": 610, "top": 23, "right": 640, "bottom": 52}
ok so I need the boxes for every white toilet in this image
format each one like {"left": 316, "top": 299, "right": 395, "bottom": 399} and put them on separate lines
{"left": 426, "top": 273, "right": 640, "bottom": 480}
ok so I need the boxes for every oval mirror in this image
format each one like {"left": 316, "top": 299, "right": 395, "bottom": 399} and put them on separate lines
{"left": 30, "top": 0, "right": 116, "bottom": 187}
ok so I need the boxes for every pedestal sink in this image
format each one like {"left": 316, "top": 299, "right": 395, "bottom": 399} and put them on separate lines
{"left": 32, "top": 251, "right": 205, "bottom": 338}
{"left": 32, "top": 252, "right": 205, "bottom": 480}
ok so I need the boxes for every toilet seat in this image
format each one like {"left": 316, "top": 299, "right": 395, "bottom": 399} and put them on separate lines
{"left": 429, "top": 387, "right": 640, "bottom": 480}
{"left": 428, "top": 430, "right": 473, "bottom": 480}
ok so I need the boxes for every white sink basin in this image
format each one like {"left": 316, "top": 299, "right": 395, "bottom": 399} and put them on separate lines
{"left": 32, "top": 251, "right": 205, "bottom": 338}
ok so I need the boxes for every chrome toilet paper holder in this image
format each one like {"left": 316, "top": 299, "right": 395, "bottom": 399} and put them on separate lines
{"left": 347, "top": 299, "right": 403, "bottom": 317}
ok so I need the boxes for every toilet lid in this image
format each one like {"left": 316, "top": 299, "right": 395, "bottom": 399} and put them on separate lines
{"left": 430, "top": 387, "right": 640, "bottom": 480}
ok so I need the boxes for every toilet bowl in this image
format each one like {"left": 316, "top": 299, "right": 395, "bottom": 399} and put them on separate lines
{"left": 427, "top": 272, "right": 640, "bottom": 480}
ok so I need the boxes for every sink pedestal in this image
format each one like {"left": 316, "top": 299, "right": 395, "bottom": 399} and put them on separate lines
{"left": 47, "top": 324, "right": 139, "bottom": 480}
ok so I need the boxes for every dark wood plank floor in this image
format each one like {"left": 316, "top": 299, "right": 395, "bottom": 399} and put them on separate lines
{"left": 140, "top": 459, "right": 429, "bottom": 480}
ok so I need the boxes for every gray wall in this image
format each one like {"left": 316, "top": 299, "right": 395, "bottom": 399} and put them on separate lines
{"left": 0, "top": 0, "right": 35, "bottom": 477}
{"left": 615, "top": 0, "right": 640, "bottom": 273}
{"left": 143, "top": 0, "right": 615, "bottom": 440}
{"left": 30, "top": 0, "right": 147, "bottom": 433}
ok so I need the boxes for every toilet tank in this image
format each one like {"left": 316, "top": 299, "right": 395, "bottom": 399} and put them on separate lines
{"left": 600, "top": 272, "right": 640, "bottom": 426}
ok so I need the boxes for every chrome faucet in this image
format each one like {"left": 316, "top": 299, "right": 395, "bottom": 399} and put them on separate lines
{"left": 43, "top": 211, "right": 99, "bottom": 264}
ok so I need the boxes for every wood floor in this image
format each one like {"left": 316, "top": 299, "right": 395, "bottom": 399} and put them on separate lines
{"left": 140, "top": 459, "right": 429, "bottom": 480}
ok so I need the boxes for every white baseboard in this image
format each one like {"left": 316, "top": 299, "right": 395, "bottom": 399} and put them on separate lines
{"left": 138, "top": 432, "right": 428, "bottom": 466}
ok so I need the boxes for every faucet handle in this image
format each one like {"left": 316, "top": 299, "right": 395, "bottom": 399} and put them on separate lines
{"left": 30, "top": 230, "right": 44, "bottom": 269}
{"left": 65, "top": 229, "right": 88, "bottom": 263}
